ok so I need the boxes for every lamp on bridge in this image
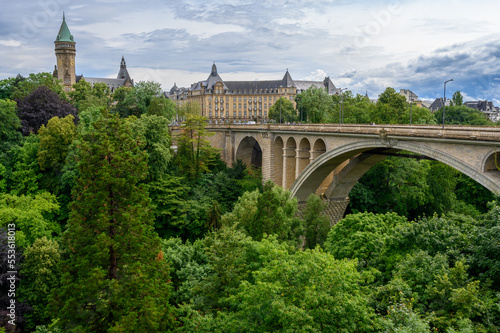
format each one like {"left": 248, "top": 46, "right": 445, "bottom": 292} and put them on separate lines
{"left": 442, "top": 79, "right": 453, "bottom": 128}
{"left": 408, "top": 89, "right": 413, "bottom": 125}
{"left": 338, "top": 88, "right": 347, "bottom": 125}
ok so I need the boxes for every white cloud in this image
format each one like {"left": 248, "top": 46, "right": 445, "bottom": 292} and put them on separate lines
{"left": 303, "top": 70, "right": 329, "bottom": 81}
{"left": 0, "top": 39, "right": 22, "bottom": 47}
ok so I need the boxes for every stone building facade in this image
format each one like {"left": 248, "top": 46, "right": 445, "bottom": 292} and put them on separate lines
{"left": 166, "top": 63, "right": 339, "bottom": 123}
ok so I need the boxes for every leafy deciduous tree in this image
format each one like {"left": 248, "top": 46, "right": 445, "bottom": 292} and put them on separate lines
{"left": 222, "top": 181, "right": 302, "bottom": 244}
{"left": 0, "top": 229, "right": 30, "bottom": 331}
{"left": 69, "top": 80, "right": 111, "bottom": 111}
{"left": 268, "top": 96, "right": 296, "bottom": 123}
{"left": 0, "top": 192, "right": 60, "bottom": 248}
{"left": 452, "top": 91, "right": 464, "bottom": 106}
{"left": 0, "top": 99, "right": 22, "bottom": 163}
{"left": 174, "top": 114, "right": 219, "bottom": 180}
{"left": 19, "top": 237, "right": 60, "bottom": 331}
{"left": 370, "top": 87, "right": 407, "bottom": 124}
{"left": 128, "top": 114, "right": 172, "bottom": 182}
{"left": 37, "top": 115, "right": 77, "bottom": 177}
{"left": 147, "top": 96, "right": 176, "bottom": 120}
{"left": 437, "top": 105, "right": 491, "bottom": 126}
{"left": 302, "top": 193, "right": 330, "bottom": 249}
{"left": 114, "top": 81, "right": 162, "bottom": 117}
{"left": 16, "top": 86, "right": 77, "bottom": 136}
{"left": 324, "top": 212, "right": 408, "bottom": 270}
{"left": 10, "top": 73, "right": 66, "bottom": 101}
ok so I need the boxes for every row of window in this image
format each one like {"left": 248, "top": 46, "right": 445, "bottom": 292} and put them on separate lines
{"left": 209, "top": 96, "right": 279, "bottom": 103}
{"left": 208, "top": 104, "right": 268, "bottom": 111}
{"left": 208, "top": 111, "right": 268, "bottom": 118}
{"left": 210, "top": 87, "right": 295, "bottom": 95}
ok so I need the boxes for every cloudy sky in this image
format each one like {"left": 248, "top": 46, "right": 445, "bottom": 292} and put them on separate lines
{"left": 1, "top": 0, "right": 500, "bottom": 103}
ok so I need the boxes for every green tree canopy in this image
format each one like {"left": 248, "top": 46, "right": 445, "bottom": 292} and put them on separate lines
{"left": 114, "top": 81, "right": 163, "bottom": 117}
{"left": 451, "top": 91, "right": 464, "bottom": 106}
{"left": 19, "top": 237, "right": 61, "bottom": 331}
{"left": 328, "top": 91, "right": 373, "bottom": 124}
{"left": 173, "top": 114, "right": 219, "bottom": 180}
{"left": 295, "top": 86, "right": 333, "bottom": 123}
{"left": 10, "top": 72, "right": 67, "bottom": 101}
{"left": 268, "top": 96, "right": 296, "bottom": 123}
{"left": 37, "top": 115, "right": 77, "bottom": 175}
{"left": 0, "top": 99, "right": 22, "bottom": 163}
{"left": 69, "top": 79, "right": 111, "bottom": 111}
{"left": 0, "top": 76, "right": 20, "bottom": 99}
{"left": 370, "top": 87, "right": 408, "bottom": 124}
{"left": 54, "top": 112, "right": 175, "bottom": 332}
{"left": 179, "top": 232, "right": 376, "bottom": 332}
{"left": 302, "top": 193, "right": 331, "bottom": 249}
{"left": 6, "top": 134, "right": 42, "bottom": 196}
{"left": 324, "top": 212, "right": 408, "bottom": 270}
{"left": 402, "top": 103, "right": 436, "bottom": 125}
{"left": 128, "top": 114, "right": 172, "bottom": 182}
{"left": 147, "top": 96, "right": 176, "bottom": 120}
{"left": 222, "top": 181, "right": 302, "bottom": 244}
{"left": 0, "top": 192, "right": 60, "bottom": 247}
{"left": 438, "top": 105, "right": 491, "bottom": 125}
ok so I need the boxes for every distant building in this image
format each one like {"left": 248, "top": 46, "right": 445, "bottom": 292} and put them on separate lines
{"left": 399, "top": 89, "right": 426, "bottom": 108}
{"left": 420, "top": 100, "right": 432, "bottom": 109}
{"left": 464, "top": 100, "right": 500, "bottom": 122}
{"left": 429, "top": 98, "right": 451, "bottom": 112}
{"left": 53, "top": 14, "right": 133, "bottom": 92}
{"left": 166, "top": 63, "right": 339, "bottom": 123}
{"left": 399, "top": 89, "right": 418, "bottom": 103}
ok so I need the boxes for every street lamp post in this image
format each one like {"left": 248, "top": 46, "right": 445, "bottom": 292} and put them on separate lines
{"left": 279, "top": 101, "right": 282, "bottom": 124}
{"left": 409, "top": 89, "right": 413, "bottom": 125}
{"left": 338, "top": 88, "right": 346, "bottom": 125}
{"left": 442, "top": 79, "right": 454, "bottom": 128}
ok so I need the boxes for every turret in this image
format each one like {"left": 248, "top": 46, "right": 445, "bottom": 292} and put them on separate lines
{"left": 54, "top": 13, "right": 76, "bottom": 91}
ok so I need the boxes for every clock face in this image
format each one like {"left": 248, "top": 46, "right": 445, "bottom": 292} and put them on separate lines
{"left": 71, "top": 58, "right": 75, "bottom": 66}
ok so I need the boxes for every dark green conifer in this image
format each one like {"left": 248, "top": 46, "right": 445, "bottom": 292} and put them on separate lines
{"left": 54, "top": 112, "right": 175, "bottom": 332}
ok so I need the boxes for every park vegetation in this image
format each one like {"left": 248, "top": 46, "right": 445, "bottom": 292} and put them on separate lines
{"left": 0, "top": 73, "right": 499, "bottom": 332}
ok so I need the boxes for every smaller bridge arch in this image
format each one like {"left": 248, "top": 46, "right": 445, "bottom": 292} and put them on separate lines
{"left": 235, "top": 136, "right": 262, "bottom": 168}
{"left": 297, "top": 138, "right": 311, "bottom": 176}
{"left": 272, "top": 136, "right": 285, "bottom": 186}
{"left": 483, "top": 150, "right": 500, "bottom": 172}
{"left": 284, "top": 137, "right": 297, "bottom": 188}
{"left": 312, "top": 139, "right": 327, "bottom": 159}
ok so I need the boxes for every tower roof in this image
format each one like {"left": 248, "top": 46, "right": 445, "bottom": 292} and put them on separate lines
{"left": 281, "top": 69, "right": 295, "bottom": 87}
{"left": 55, "top": 13, "right": 75, "bottom": 43}
{"left": 204, "top": 63, "right": 227, "bottom": 90}
{"left": 117, "top": 56, "right": 131, "bottom": 81}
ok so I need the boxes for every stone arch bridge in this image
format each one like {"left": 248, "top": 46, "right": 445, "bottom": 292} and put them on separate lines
{"left": 202, "top": 124, "right": 500, "bottom": 224}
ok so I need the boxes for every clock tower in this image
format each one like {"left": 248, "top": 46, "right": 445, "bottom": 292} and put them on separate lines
{"left": 54, "top": 13, "right": 76, "bottom": 92}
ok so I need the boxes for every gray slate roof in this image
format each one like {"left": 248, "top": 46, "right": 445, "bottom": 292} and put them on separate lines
{"left": 172, "top": 64, "right": 339, "bottom": 96}
{"left": 76, "top": 56, "right": 133, "bottom": 90}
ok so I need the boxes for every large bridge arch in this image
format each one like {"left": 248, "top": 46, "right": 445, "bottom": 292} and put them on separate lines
{"left": 290, "top": 139, "right": 500, "bottom": 201}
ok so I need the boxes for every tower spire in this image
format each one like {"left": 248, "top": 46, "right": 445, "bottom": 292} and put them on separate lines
{"left": 117, "top": 56, "right": 131, "bottom": 80}
{"left": 55, "top": 12, "right": 74, "bottom": 42}
{"left": 211, "top": 62, "right": 218, "bottom": 77}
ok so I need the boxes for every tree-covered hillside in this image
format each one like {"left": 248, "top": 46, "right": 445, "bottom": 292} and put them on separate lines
{"left": 0, "top": 74, "right": 498, "bottom": 332}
